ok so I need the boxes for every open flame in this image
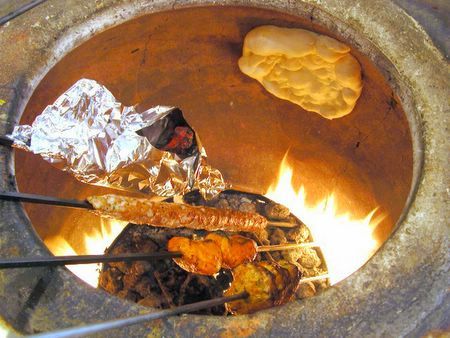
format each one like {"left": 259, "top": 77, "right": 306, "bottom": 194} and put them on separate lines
{"left": 265, "top": 153, "right": 384, "bottom": 285}
{"left": 45, "top": 219, "right": 128, "bottom": 287}
{"left": 45, "top": 154, "right": 382, "bottom": 287}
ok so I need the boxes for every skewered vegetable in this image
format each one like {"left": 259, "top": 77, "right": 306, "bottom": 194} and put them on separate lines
{"left": 87, "top": 194, "right": 267, "bottom": 233}
{"left": 278, "top": 260, "right": 302, "bottom": 302}
{"left": 224, "top": 261, "right": 302, "bottom": 314}
{"left": 258, "top": 261, "right": 290, "bottom": 305}
{"left": 224, "top": 262, "right": 276, "bottom": 314}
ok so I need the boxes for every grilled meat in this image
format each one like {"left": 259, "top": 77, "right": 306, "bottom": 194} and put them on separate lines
{"left": 225, "top": 261, "right": 302, "bottom": 314}
{"left": 167, "top": 237, "right": 222, "bottom": 275}
{"left": 87, "top": 194, "right": 267, "bottom": 233}
{"left": 168, "top": 233, "right": 257, "bottom": 274}
{"left": 205, "top": 233, "right": 257, "bottom": 269}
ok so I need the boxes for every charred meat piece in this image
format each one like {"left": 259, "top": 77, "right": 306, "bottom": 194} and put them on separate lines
{"left": 296, "top": 281, "right": 316, "bottom": 299}
{"left": 286, "top": 224, "right": 310, "bottom": 243}
{"left": 87, "top": 194, "right": 267, "bottom": 234}
{"left": 224, "top": 262, "right": 276, "bottom": 314}
{"left": 258, "top": 261, "right": 290, "bottom": 305}
{"left": 99, "top": 267, "right": 123, "bottom": 294}
{"left": 265, "top": 202, "right": 290, "bottom": 220}
{"left": 98, "top": 190, "right": 328, "bottom": 314}
{"left": 278, "top": 260, "right": 302, "bottom": 303}
{"left": 225, "top": 261, "right": 302, "bottom": 314}
{"left": 167, "top": 237, "right": 222, "bottom": 275}
{"left": 99, "top": 225, "right": 239, "bottom": 315}
{"left": 205, "top": 233, "right": 257, "bottom": 269}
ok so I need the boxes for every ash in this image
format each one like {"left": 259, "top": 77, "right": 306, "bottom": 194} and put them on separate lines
{"left": 98, "top": 190, "right": 329, "bottom": 314}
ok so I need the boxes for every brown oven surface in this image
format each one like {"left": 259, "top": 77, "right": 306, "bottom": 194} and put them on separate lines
{"left": 15, "top": 6, "right": 412, "bottom": 248}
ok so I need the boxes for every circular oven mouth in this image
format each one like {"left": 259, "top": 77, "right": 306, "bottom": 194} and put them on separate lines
{"left": 14, "top": 3, "right": 413, "bottom": 310}
{"left": 0, "top": 1, "right": 447, "bottom": 337}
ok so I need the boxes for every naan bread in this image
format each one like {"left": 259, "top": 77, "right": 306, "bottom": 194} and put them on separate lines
{"left": 238, "top": 25, "right": 363, "bottom": 119}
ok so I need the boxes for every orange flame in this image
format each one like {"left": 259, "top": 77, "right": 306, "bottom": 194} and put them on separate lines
{"left": 265, "top": 153, "right": 383, "bottom": 285}
{"left": 45, "top": 219, "right": 128, "bottom": 287}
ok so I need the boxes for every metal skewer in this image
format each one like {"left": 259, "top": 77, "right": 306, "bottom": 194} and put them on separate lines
{"left": 0, "top": 252, "right": 182, "bottom": 269}
{"left": 29, "top": 292, "right": 249, "bottom": 338}
{"left": 0, "top": 191, "right": 299, "bottom": 228}
{"left": 0, "top": 135, "right": 13, "bottom": 147}
{"left": 257, "top": 242, "right": 318, "bottom": 252}
{"left": 0, "top": 0, "right": 49, "bottom": 26}
{"left": 0, "top": 242, "right": 318, "bottom": 269}
{"left": 0, "top": 191, "right": 93, "bottom": 209}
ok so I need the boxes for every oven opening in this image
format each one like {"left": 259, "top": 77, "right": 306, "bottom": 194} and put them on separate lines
{"left": 13, "top": 5, "right": 413, "bottom": 316}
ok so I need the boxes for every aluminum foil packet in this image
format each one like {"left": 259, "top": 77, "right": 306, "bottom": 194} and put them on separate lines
{"left": 9, "top": 79, "right": 228, "bottom": 199}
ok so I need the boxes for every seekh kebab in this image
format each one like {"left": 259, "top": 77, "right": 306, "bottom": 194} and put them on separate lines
{"left": 87, "top": 194, "right": 268, "bottom": 233}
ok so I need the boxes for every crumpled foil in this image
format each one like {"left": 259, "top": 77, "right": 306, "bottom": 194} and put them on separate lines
{"left": 10, "top": 79, "right": 228, "bottom": 199}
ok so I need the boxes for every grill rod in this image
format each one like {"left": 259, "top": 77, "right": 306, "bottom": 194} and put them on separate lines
{"left": 0, "top": 191, "right": 93, "bottom": 209}
{"left": 0, "top": 191, "right": 300, "bottom": 228}
{"left": 0, "top": 0, "right": 49, "bottom": 26}
{"left": 0, "top": 241, "right": 319, "bottom": 269}
{"left": 29, "top": 292, "right": 249, "bottom": 338}
{"left": 0, "top": 135, "right": 13, "bottom": 147}
{"left": 0, "top": 191, "right": 319, "bottom": 267}
{"left": 0, "top": 252, "right": 182, "bottom": 269}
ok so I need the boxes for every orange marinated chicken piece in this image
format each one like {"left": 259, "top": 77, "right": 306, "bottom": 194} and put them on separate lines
{"left": 204, "top": 233, "right": 230, "bottom": 262}
{"left": 224, "top": 262, "right": 276, "bottom": 314}
{"left": 205, "top": 233, "right": 257, "bottom": 269}
{"left": 167, "top": 237, "right": 222, "bottom": 276}
{"left": 227, "top": 235, "right": 258, "bottom": 268}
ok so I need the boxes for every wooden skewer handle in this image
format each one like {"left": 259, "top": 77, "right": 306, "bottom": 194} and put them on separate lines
{"left": 299, "top": 274, "right": 330, "bottom": 284}
{"left": 0, "top": 191, "right": 93, "bottom": 209}
{"left": 267, "top": 221, "right": 299, "bottom": 228}
{"left": 257, "top": 242, "right": 318, "bottom": 252}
